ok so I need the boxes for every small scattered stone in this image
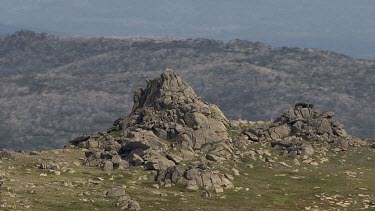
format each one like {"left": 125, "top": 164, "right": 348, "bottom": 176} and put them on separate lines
{"left": 293, "top": 159, "right": 300, "bottom": 165}
{"left": 201, "top": 190, "right": 212, "bottom": 198}
{"left": 29, "top": 151, "right": 41, "bottom": 155}
{"left": 246, "top": 164, "right": 254, "bottom": 169}
{"left": 103, "top": 161, "right": 114, "bottom": 172}
{"left": 214, "top": 187, "right": 224, "bottom": 194}
{"left": 231, "top": 168, "right": 240, "bottom": 176}
{"left": 185, "top": 180, "right": 199, "bottom": 191}
{"left": 106, "top": 187, "right": 126, "bottom": 197}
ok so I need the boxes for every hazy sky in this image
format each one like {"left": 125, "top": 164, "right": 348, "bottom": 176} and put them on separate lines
{"left": 1, "top": 0, "right": 375, "bottom": 59}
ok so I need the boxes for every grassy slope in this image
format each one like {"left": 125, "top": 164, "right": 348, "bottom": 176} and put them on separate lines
{"left": 0, "top": 145, "right": 373, "bottom": 211}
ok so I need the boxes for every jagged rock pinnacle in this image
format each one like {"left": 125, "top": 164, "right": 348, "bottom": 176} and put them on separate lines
{"left": 119, "top": 68, "right": 229, "bottom": 142}
{"left": 131, "top": 68, "right": 199, "bottom": 111}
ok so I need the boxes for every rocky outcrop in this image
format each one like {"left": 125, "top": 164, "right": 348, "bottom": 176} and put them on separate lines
{"left": 112, "top": 69, "right": 231, "bottom": 168}
{"left": 67, "top": 69, "right": 235, "bottom": 193}
{"left": 241, "top": 102, "right": 360, "bottom": 151}
{"left": 67, "top": 70, "right": 366, "bottom": 196}
{"left": 115, "top": 68, "right": 230, "bottom": 149}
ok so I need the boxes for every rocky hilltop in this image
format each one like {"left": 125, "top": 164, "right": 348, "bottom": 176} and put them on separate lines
{"left": 61, "top": 69, "right": 372, "bottom": 210}
{"left": 1, "top": 31, "right": 375, "bottom": 150}
{"left": 0, "top": 69, "right": 374, "bottom": 210}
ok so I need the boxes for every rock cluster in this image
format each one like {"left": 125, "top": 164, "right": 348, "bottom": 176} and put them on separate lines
{"left": 67, "top": 69, "right": 363, "bottom": 200}
{"left": 69, "top": 133, "right": 122, "bottom": 151}
{"left": 38, "top": 158, "right": 61, "bottom": 170}
{"left": 366, "top": 139, "right": 375, "bottom": 149}
{"left": 104, "top": 187, "right": 141, "bottom": 210}
{"left": 271, "top": 136, "right": 314, "bottom": 159}
{"left": 70, "top": 69, "right": 231, "bottom": 156}
{"left": 0, "top": 150, "right": 17, "bottom": 160}
{"left": 155, "top": 165, "right": 234, "bottom": 192}
{"left": 68, "top": 69, "right": 235, "bottom": 192}
{"left": 115, "top": 68, "right": 230, "bottom": 151}
{"left": 242, "top": 102, "right": 357, "bottom": 151}
{"left": 182, "top": 167, "right": 234, "bottom": 192}
{"left": 83, "top": 149, "right": 129, "bottom": 171}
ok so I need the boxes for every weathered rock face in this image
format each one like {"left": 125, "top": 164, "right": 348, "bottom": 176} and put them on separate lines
{"left": 242, "top": 102, "right": 359, "bottom": 150}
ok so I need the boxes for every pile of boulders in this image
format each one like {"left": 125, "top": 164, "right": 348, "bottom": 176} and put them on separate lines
{"left": 67, "top": 69, "right": 236, "bottom": 193}
{"left": 156, "top": 165, "right": 233, "bottom": 193}
{"left": 104, "top": 187, "right": 141, "bottom": 210}
{"left": 241, "top": 102, "right": 359, "bottom": 151}
{"left": 69, "top": 69, "right": 232, "bottom": 157}
{"left": 271, "top": 136, "right": 314, "bottom": 158}
{"left": 83, "top": 149, "right": 129, "bottom": 171}
{"left": 68, "top": 133, "right": 122, "bottom": 151}
{"left": 114, "top": 68, "right": 230, "bottom": 152}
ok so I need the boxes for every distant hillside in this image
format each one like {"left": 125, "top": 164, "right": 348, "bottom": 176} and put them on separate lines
{"left": 0, "top": 31, "right": 374, "bottom": 150}
{"left": 0, "top": 24, "right": 20, "bottom": 35}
